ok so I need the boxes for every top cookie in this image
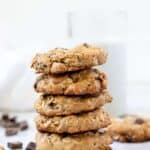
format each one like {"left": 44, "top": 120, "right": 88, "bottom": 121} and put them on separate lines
{"left": 31, "top": 43, "right": 107, "bottom": 74}
{"left": 107, "top": 115, "right": 150, "bottom": 142}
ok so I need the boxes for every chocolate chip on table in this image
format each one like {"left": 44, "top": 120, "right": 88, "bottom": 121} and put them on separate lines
{"left": 1, "top": 114, "right": 9, "bottom": 121}
{"left": 19, "top": 121, "right": 28, "bottom": 131}
{"left": 134, "top": 118, "right": 145, "bottom": 124}
{"left": 9, "top": 116, "right": 17, "bottom": 123}
{"left": 5, "top": 128, "right": 18, "bottom": 136}
{"left": 7, "top": 142, "right": 23, "bottom": 149}
{"left": 25, "top": 142, "right": 36, "bottom": 150}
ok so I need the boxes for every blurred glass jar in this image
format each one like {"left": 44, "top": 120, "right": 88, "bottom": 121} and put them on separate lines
{"left": 67, "top": 10, "right": 127, "bottom": 116}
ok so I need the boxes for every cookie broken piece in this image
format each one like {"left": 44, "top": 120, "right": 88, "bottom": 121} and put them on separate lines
{"left": 36, "top": 131, "right": 112, "bottom": 150}
{"left": 35, "top": 108, "right": 111, "bottom": 134}
{"left": 35, "top": 91, "right": 112, "bottom": 117}
{"left": 31, "top": 44, "right": 107, "bottom": 74}
{"left": 34, "top": 69, "right": 107, "bottom": 95}
{"left": 107, "top": 115, "right": 150, "bottom": 142}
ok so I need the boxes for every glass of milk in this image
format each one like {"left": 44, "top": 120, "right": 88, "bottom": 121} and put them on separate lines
{"left": 67, "top": 10, "right": 127, "bottom": 116}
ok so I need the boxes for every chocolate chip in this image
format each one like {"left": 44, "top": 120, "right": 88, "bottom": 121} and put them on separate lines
{"left": 9, "top": 116, "right": 17, "bottom": 123}
{"left": 25, "top": 142, "right": 36, "bottom": 150}
{"left": 34, "top": 82, "right": 37, "bottom": 89}
{"left": 48, "top": 102, "right": 57, "bottom": 109}
{"left": 62, "top": 133, "right": 69, "bottom": 138}
{"left": 125, "top": 135, "right": 133, "bottom": 142}
{"left": 42, "top": 94, "right": 49, "bottom": 99}
{"left": 1, "top": 114, "right": 9, "bottom": 121}
{"left": 83, "top": 43, "right": 89, "bottom": 48}
{"left": 8, "top": 142, "right": 23, "bottom": 149}
{"left": 134, "top": 118, "right": 145, "bottom": 124}
{"left": 95, "top": 77, "right": 101, "bottom": 81}
{"left": 5, "top": 128, "right": 18, "bottom": 136}
{"left": 19, "top": 121, "right": 28, "bottom": 131}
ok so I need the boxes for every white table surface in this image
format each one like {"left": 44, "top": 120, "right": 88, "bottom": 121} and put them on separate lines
{"left": 0, "top": 112, "right": 150, "bottom": 150}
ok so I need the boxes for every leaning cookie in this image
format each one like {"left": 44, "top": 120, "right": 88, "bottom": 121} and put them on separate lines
{"left": 34, "top": 69, "right": 107, "bottom": 95}
{"left": 31, "top": 43, "right": 107, "bottom": 74}
{"left": 35, "top": 91, "right": 112, "bottom": 117}
{"left": 35, "top": 108, "right": 111, "bottom": 134}
{"left": 36, "top": 131, "right": 112, "bottom": 150}
{"left": 107, "top": 115, "right": 150, "bottom": 142}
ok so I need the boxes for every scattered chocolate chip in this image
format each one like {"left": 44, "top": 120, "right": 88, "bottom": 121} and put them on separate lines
{"left": 1, "top": 114, "right": 9, "bottom": 121}
{"left": 9, "top": 116, "right": 16, "bottom": 123}
{"left": 134, "top": 118, "right": 145, "bottom": 124}
{"left": 83, "top": 43, "right": 89, "bottom": 48}
{"left": 8, "top": 142, "right": 23, "bottom": 149}
{"left": 19, "top": 121, "right": 28, "bottom": 131}
{"left": 5, "top": 128, "right": 18, "bottom": 136}
{"left": 25, "top": 142, "right": 36, "bottom": 150}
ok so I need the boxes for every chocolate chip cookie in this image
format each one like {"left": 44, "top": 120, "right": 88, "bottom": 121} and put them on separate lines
{"left": 31, "top": 43, "right": 107, "bottom": 74}
{"left": 36, "top": 131, "right": 112, "bottom": 150}
{"left": 34, "top": 69, "right": 107, "bottom": 95}
{"left": 35, "top": 91, "right": 112, "bottom": 117}
{"left": 107, "top": 115, "right": 150, "bottom": 142}
{"left": 35, "top": 108, "right": 111, "bottom": 134}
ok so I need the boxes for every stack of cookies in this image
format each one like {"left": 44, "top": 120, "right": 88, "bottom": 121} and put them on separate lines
{"left": 31, "top": 44, "right": 113, "bottom": 150}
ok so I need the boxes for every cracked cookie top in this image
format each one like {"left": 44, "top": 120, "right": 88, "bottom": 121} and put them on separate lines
{"left": 31, "top": 43, "right": 107, "bottom": 74}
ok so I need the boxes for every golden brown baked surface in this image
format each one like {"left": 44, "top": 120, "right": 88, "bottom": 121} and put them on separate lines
{"left": 31, "top": 43, "right": 107, "bottom": 74}
{"left": 36, "top": 131, "right": 112, "bottom": 150}
{"left": 35, "top": 91, "right": 112, "bottom": 117}
{"left": 35, "top": 108, "right": 111, "bottom": 134}
{"left": 107, "top": 115, "right": 150, "bottom": 142}
{"left": 34, "top": 69, "right": 107, "bottom": 95}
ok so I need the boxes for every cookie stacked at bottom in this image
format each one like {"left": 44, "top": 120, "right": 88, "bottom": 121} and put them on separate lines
{"left": 31, "top": 44, "right": 113, "bottom": 150}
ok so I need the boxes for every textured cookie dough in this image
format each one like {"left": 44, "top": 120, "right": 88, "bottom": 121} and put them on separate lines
{"left": 34, "top": 69, "right": 107, "bottom": 95}
{"left": 35, "top": 91, "right": 112, "bottom": 117}
{"left": 35, "top": 108, "right": 111, "bottom": 134}
{"left": 36, "top": 131, "right": 112, "bottom": 150}
{"left": 31, "top": 43, "right": 107, "bottom": 74}
{"left": 107, "top": 115, "right": 150, "bottom": 142}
